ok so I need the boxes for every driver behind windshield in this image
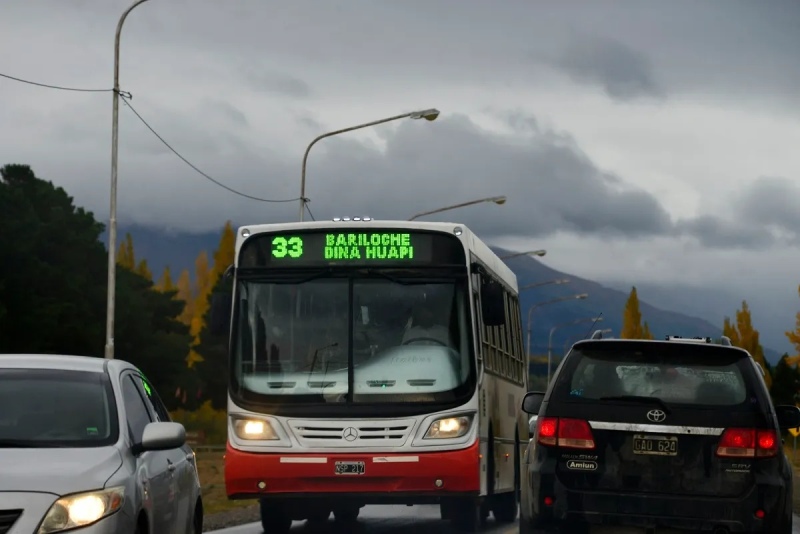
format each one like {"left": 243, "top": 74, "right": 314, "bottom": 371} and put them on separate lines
{"left": 401, "top": 303, "right": 454, "bottom": 347}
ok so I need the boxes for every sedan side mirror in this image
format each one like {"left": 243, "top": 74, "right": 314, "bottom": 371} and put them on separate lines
{"left": 140, "top": 422, "right": 186, "bottom": 452}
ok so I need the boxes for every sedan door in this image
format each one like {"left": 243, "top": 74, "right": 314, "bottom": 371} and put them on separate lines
{"left": 120, "top": 373, "right": 176, "bottom": 532}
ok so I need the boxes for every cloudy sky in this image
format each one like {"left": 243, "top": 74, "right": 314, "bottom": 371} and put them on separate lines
{"left": 2, "top": 0, "right": 800, "bottom": 346}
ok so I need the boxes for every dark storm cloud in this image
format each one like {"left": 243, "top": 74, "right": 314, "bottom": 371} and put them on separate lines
{"left": 674, "top": 216, "right": 776, "bottom": 250}
{"left": 734, "top": 176, "right": 800, "bottom": 240}
{"left": 299, "top": 113, "right": 675, "bottom": 240}
{"left": 242, "top": 69, "right": 312, "bottom": 99}
{"left": 547, "top": 33, "right": 665, "bottom": 102}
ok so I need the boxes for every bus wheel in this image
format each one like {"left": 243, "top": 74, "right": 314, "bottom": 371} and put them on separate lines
{"left": 258, "top": 499, "right": 292, "bottom": 533}
{"left": 450, "top": 499, "right": 483, "bottom": 532}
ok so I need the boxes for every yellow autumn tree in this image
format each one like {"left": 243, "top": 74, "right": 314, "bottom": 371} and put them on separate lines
{"left": 185, "top": 250, "right": 212, "bottom": 368}
{"left": 157, "top": 266, "right": 175, "bottom": 293}
{"left": 621, "top": 286, "right": 653, "bottom": 339}
{"left": 175, "top": 269, "right": 194, "bottom": 325}
{"left": 117, "top": 233, "right": 135, "bottom": 270}
{"left": 785, "top": 285, "right": 800, "bottom": 366}
{"left": 723, "top": 300, "right": 771, "bottom": 388}
{"left": 135, "top": 259, "right": 152, "bottom": 281}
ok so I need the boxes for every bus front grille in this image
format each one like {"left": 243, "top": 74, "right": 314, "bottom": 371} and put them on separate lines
{"left": 287, "top": 418, "right": 416, "bottom": 448}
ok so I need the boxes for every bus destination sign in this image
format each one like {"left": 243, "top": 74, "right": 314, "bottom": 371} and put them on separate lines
{"left": 239, "top": 230, "right": 466, "bottom": 267}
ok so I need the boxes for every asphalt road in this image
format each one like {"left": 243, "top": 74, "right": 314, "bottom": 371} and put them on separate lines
{"left": 208, "top": 508, "right": 800, "bottom": 534}
{"left": 207, "top": 505, "right": 517, "bottom": 534}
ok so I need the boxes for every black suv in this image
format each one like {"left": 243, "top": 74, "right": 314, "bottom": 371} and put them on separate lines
{"left": 519, "top": 333, "right": 800, "bottom": 533}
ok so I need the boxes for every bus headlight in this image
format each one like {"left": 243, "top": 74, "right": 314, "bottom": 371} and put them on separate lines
{"left": 232, "top": 418, "right": 279, "bottom": 440}
{"left": 424, "top": 415, "right": 473, "bottom": 439}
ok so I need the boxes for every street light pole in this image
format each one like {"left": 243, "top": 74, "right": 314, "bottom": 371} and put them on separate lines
{"left": 548, "top": 317, "right": 603, "bottom": 382}
{"left": 499, "top": 249, "right": 547, "bottom": 260}
{"left": 299, "top": 108, "right": 440, "bottom": 221}
{"left": 105, "top": 0, "right": 151, "bottom": 360}
{"left": 408, "top": 196, "right": 507, "bottom": 221}
{"left": 525, "top": 293, "right": 589, "bottom": 360}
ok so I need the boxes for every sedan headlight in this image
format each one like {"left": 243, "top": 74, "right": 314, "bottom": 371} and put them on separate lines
{"left": 424, "top": 415, "right": 473, "bottom": 439}
{"left": 37, "top": 486, "right": 124, "bottom": 534}
{"left": 232, "top": 417, "right": 279, "bottom": 440}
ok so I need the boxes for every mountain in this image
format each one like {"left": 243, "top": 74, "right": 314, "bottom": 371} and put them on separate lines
{"left": 105, "top": 225, "right": 785, "bottom": 363}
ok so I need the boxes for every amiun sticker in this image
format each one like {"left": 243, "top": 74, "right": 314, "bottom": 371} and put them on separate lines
{"left": 565, "top": 459, "right": 598, "bottom": 471}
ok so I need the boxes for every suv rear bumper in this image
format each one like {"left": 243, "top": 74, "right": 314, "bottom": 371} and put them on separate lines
{"left": 525, "top": 477, "right": 788, "bottom": 532}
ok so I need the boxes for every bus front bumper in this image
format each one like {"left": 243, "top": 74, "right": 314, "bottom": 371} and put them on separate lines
{"left": 225, "top": 440, "right": 480, "bottom": 500}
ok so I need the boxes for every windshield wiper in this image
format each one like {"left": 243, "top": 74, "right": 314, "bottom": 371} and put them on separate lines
{"left": 598, "top": 395, "right": 672, "bottom": 414}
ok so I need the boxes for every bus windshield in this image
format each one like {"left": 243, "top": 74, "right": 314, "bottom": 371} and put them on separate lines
{"left": 231, "top": 271, "right": 475, "bottom": 405}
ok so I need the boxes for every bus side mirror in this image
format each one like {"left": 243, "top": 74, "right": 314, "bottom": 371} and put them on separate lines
{"left": 209, "top": 292, "right": 232, "bottom": 336}
{"left": 480, "top": 279, "right": 506, "bottom": 327}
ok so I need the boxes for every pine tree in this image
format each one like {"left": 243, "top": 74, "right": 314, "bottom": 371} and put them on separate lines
{"left": 786, "top": 285, "right": 800, "bottom": 366}
{"left": 117, "top": 233, "right": 135, "bottom": 270}
{"left": 211, "top": 220, "right": 236, "bottom": 285}
{"left": 135, "top": 259, "right": 152, "bottom": 281}
{"left": 157, "top": 266, "right": 175, "bottom": 293}
{"left": 723, "top": 300, "right": 771, "bottom": 388}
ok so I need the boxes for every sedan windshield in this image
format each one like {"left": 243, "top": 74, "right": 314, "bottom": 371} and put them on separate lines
{"left": 231, "top": 271, "right": 475, "bottom": 405}
{"left": 0, "top": 369, "right": 118, "bottom": 447}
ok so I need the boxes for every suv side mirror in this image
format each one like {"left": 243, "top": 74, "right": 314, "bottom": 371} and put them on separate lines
{"left": 775, "top": 405, "right": 800, "bottom": 430}
{"left": 521, "top": 391, "right": 545, "bottom": 415}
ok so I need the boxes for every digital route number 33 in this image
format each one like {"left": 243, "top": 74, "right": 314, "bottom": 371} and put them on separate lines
{"left": 271, "top": 236, "right": 304, "bottom": 258}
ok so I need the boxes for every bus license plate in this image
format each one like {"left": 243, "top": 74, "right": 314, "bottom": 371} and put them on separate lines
{"left": 334, "top": 461, "right": 365, "bottom": 475}
{"left": 632, "top": 434, "right": 678, "bottom": 456}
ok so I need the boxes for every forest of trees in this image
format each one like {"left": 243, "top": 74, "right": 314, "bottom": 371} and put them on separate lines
{"left": 4, "top": 163, "right": 800, "bottom": 414}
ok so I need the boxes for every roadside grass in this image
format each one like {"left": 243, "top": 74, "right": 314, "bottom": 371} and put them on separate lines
{"left": 196, "top": 450, "right": 258, "bottom": 515}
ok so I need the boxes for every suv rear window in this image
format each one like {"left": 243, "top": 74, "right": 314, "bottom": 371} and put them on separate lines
{"left": 553, "top": 341, "right": 752, "bottom": 407}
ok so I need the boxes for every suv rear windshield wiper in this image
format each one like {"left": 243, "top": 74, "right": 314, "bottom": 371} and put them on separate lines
{"left": 598, "top": 395, "right": 672, "bottom": 414}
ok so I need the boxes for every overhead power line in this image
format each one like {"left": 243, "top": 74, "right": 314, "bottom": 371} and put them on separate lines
{"left": 120, "top": 94, "right": 303, "bottom": 204}
{"left": 0, "top": 71, "right": 114, "bottom": 92}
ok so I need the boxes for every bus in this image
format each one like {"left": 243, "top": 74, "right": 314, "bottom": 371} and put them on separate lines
{"left": 210, "top": 219, "right": 528, "bottom": 532}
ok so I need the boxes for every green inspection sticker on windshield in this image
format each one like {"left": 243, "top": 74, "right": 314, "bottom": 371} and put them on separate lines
{"left": 86, "top": 427, "right": 99, "bottom": 436}
{"left": 139, "top": 375, "right": 152, "bottom": 396}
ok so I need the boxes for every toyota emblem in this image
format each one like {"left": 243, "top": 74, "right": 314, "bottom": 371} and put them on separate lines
{"left": 646, "top": 409, "right": 666, "bottom": 423}
{"left": 342, "top": 427, "right": 358, "bottom": 441}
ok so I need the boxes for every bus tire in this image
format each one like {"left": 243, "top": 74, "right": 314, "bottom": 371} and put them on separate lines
{"left": 450, "top": 499, "right": 482, "bottom": 532}
{"left": 333, "top": 506, "right": 359, "bottom": 524}
{"left": 259, "top": 499, "right": 292, "bottom": 534}
{"left": 492, "top": 490, "right": 518, "bottom": 523}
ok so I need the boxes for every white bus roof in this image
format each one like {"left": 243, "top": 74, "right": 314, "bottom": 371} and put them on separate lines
{"left": 234, "top": 219, "right": 518, "bottom": 291}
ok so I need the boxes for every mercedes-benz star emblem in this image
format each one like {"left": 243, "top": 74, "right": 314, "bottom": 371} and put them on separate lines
{"left": 646, "top": 409, "right": 666, "bottom": 423}
{"left": 342, "top": 427, "right": 358, "bottom": 441}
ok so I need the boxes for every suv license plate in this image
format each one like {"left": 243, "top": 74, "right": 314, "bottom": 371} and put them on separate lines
{"left": 334, "top": 461, "right": 365, "bottom": 475}
{"left": 632, "top": 434, "right": 678, "bottom": 456}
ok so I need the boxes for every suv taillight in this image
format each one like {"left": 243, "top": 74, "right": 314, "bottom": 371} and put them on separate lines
{"left": 716, "top": 428, "right": 778, "bottom": 458}
{"left": 537, "top": 417, "right": 595, "bottom": 449}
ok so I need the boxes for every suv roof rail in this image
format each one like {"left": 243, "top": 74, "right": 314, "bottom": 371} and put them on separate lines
{"left": 590, "top": 329, "right": 609, "bottom": 340}
{"left": 665, "top": 335, "right": 713, "bottom": 344}
{"left": 666, "top": 334, "right": 733, "bottom": 346}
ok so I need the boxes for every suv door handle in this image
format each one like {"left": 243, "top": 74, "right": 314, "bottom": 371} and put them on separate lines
{"left": 186, "top": 453, "right": 195, "bottom": 463}
{"left": 167, "top": 460, "right": 176, "bottom": 472}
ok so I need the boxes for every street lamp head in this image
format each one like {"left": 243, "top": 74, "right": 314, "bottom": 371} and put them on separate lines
{"left": 555, "top": 278, "right": 569, "bottom": 284}
{"left": 576, "top": 293, "right": 589, "bottom": 300}
{"left": 532, "top": 249, "right": 547, "bottom": 257}
{"left": 410, "top": 108, "right": 440, "bottom": 121}
{"left": 491, "top": 196, "right": 507, "bottom": 205}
